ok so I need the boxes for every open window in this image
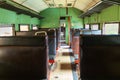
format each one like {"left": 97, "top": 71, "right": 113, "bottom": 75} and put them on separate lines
{"left": 31, "top": 25, "right": 38, "bottom": 30}
{"left": 19, "top": 24, "right": 30, "bottom": 31}
{"left": 0, "top": 24, "right": 15, "bottom": 36}
{"left": 91, "top": 24, "right": 100, "bottom": 30}
{"left": 85, "top": 24, "right": 90, "bottom": 30}
{"left": 103, "top": 23, "right": 119, "bottom": 35}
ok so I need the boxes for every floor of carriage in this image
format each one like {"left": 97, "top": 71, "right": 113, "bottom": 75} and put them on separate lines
{"left": 49, "top": 43, "right": 79, "bottom": 80}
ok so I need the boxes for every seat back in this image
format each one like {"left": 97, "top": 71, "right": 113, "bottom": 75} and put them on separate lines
{"left": 0, "top": 36, "right": 48, "bottom": 80}
{"left": 15, "top": 28, "right": 56, "bottom": 61}
{"left": 47, "top": 29, "right": 56, "bottom": 59}
{"left": 80, "top": 35, "right": 120, "bottom": 80}
{"left": 72, "top": 29, "right": 80, "bottom": 60}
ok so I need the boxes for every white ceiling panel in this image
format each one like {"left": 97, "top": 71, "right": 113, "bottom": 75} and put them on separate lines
{"left": 83, "top": 0, "right": 101, "bottom": 11}
{"left": 22, "top": 0, "right": 48, "bottom": 12}
{"left": 54, "top": 0, "right": 67, "bottom": 7}
{"left": 74, "top": 0, "right": 101, "bottom": 12}
{"left": 74, "top": 0, "right": 92, "bottom": 11}
{"left": 44, "top": 0, "right": 76, "bottom": 7}
{"left": 12, "top": 0, "right": 48, "bottom": 12}
{"left": 12, "top": 0, "right": 102, "bottom": 12}
{"left": 74, "top": 0, "right": 88, "bottom": 10}
{"left": 12, "top": 0, "right": 27, "bottom": 4}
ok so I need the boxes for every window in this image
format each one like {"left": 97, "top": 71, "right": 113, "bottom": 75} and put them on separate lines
{"left": 91, "top": 24, "right": 99, "bottom": 30}
{"left": 32, "top": 25, "right": 38, "bottom": 30}
{"left": 85, "top": 24, "right": 90, "bottom": 30}
{"left": 0, "top": 24, "right": 15, "bottom": 36}
{"left": 19, "top": 24, "right": 30, "bottom": 31}
{"left": 32, "top": 26, "right": 38, "bottom": 30}
{"left": 103, "top": 23, "right": 119, "bottom": 35}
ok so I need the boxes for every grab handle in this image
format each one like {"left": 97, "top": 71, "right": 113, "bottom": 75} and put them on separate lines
{"left": 35, "top": 31, "right": 47, "bottom": 36}
{"left": 48, "top": 29, "right": 55, "bottom": 31}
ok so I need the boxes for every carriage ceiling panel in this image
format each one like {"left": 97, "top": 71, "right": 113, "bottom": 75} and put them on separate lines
{"left": 12, "top": 0, "right": 48, "bottom": 12}
{"left": 74, "top": 0, "right": 101, "bottom": 12}
{"left": 12, "top": 0, "right": 103, "bottom": 12}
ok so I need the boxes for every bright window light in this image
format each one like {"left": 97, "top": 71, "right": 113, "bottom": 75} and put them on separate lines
{"left": 0, "top": 24, "right": 14, "bottom": 36}
{"left": 85, "top": 24, "right": 90, "bottom": 29}
{"left": 91, "top": 24, "right": 99, "bottom": 30}
{"left": 103, "top": 23, "right": 119, "bottom": 35}
{"left": 20, "top": 25, "right": 29, "bottom": 31}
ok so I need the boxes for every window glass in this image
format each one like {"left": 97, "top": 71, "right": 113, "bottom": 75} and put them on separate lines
{"left": 91, "top": 24, "right": 99, "bottom": 30}
{"left": 103, "top": 23, "right": 119, "bottom": 35}
{"left": 0, "top": 24, "right": 14, "bottom": 36}
{"left": 32, "top": 25, "right": 38, "bottom": 30}
{"left": 20, "top": 25, "right": 29, "bottom": 31}
{"left": 32, "top": 26, "right": 38, "bottom": 30}
{"left": 85, "top": 24, "right": 90, "bottom": 29}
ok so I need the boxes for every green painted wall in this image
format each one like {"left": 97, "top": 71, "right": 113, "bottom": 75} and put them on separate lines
{"left": 100, "top": 5, "right": 119, "bottom": 22}
{"left": 90, "top": 13, "right": 99, "bottom": 23}
{"left": 0, "top": 8, "right": 40, "bottom": 31}
{"left": 84, "top": 5, "right": 120, "bottom": 26}
{"left": 65, "top": 17, "right": 69, "bottom": 44}
{"left": 68, "top": 8, "right": 83, "bottom": 29}
{"left": 40, "top": 7, "right": 83, "bottom": 29}
{"left": 39, "top": 8, "right": 60, "bottom": 28}
{"left": 40, "top": 7, "right": 83, "bottom": 43}
{"left": 0, "top": 8, "right": 17, "bottom": 24}
{"left": 118, "top": 6, "right": 120, "bottom": 21}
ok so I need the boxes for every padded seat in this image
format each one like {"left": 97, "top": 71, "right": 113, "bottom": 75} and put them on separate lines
{"left": 80, "top": 35, "right": 120, "bottom": 80}
{"left": 0, "top": 36, "right": 48, "bottom": 80}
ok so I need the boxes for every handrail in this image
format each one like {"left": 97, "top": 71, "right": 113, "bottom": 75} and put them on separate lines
{"left": 48, "top": 29, "right": 55, "bottom": 31}
{"left": 35, "top": 31, "right": 47, "bottom": 36}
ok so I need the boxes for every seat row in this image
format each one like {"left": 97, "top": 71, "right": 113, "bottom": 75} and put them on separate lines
{"left": 71, "top": 29, "right": 120, "bottom": 80}
{"left": 16, "top": 28, "right": 59, "bottom": 63}
{"left": 80, "top": 35, "right": 120, "bottom": 80}
{"left": 0, "top": 28, "right": 60, "bottom": 80}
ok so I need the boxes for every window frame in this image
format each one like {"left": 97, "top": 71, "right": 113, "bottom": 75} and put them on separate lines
{"left": 102, "top": 22, "right": 120, "bottom": 35}
{"left": 90, "top": 23, "right": 100, "bottom": 30}
{"left": 0, "top": 24, "right": 15, "bottom": 36}
{"left": 84, "top": 24, "right": 90, "bottom": 30}
{"left": 31, "top": 24, "right": 39, "bottom": 30}
{"left": 19, "top": 24, "right": 30, "bottom": 31}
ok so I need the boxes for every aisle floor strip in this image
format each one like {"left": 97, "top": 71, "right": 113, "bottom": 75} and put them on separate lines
{"left": 50, "top": 47, "right": 74, "bottom": 80}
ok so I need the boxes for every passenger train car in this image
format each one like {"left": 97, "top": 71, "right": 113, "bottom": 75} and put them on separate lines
{"left": 0, "top": 0, "right": 120, "bottom": 80}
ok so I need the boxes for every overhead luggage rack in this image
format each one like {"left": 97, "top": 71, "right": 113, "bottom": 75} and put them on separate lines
{"left": 80, "top": 0, "right": 120, "bottom": 18}
{"left": 0, "top": 0, "right": 44, "bottom": 19}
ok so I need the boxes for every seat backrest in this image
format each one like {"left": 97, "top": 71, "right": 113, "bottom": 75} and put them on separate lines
{"left": 47, "top": 29, "right": 56, "bottom": 59}
{"left": 73, "top": 29, "right": 80, "bottom": 36}
{"left": 15, "top": 29, "right": 56, "bottom": 59}
{"left": 0, "top": 36, "right": 48, "bottom": 79}
{"left": 55, "top": 28, "right": 59, "bottom": 49}
{"left": 15, "top": 31, "right": 37, "bottom": 36}
{"left": 15, "top": 28, "right": 49, "bottom": 36}
{"left": 80, "top": 35, "right": 120, "bottom": 80}
{"left": 80, "top": 30, "right": 102, "bottom": 35}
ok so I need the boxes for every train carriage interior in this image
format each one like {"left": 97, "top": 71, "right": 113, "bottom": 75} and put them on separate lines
{"left": 0, "top": 0, "right": 120, "bottom": 80}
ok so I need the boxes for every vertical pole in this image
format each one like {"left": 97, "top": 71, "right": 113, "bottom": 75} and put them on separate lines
{"left": 67, "top": 16, "right": 71, "bottom": 46}
{"left": 66, "top": 7, "right": 68, "bottom": 15}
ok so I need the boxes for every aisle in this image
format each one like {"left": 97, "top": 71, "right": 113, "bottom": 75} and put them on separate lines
{"left": 50, "top": 45, "right": 74, "bottom": 80}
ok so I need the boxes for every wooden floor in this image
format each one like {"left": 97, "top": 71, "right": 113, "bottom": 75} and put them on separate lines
{"left": 50, "top": 43, "right": 78, "bottom": 80}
